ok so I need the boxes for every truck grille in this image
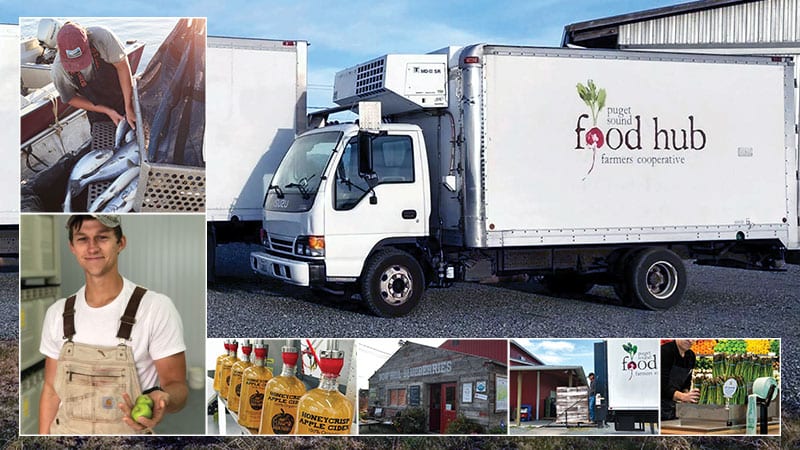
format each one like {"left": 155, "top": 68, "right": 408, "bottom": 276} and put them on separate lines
{"left": 269, "top": 236, "right": 294, "bottom": 254}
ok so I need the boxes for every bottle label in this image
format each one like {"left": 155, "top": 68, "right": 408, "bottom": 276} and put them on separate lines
{"left": 269, "top": 407, "right": 296, "bottom": 434}
{"left": 240, "top": 378, "right": 269, "bottom": 427}
{"left": 297, "top": 411, "right": 351, "bottom": 434}
{"left": 265, "top": 392, "right": 302, "bottom": 434}
{"left": 267, "top": 391, "right": 302, "bottom": 407}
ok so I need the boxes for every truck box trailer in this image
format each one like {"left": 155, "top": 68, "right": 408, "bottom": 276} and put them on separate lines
{"left": 1, "top": 25, "right": 19, "bottom": 258}
{"left": 250, "top": 44, "right": 799, "bottom": 317}
{"left": 594, "top": 339, "right": 660, "bottom": 432}
{"left": 206, "top": 36, "right": 307, "bottom": 279}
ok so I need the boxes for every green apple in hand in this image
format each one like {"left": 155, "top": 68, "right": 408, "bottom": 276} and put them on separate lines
{"left": 131, "top": 394, "right": 153, "bottom": 421}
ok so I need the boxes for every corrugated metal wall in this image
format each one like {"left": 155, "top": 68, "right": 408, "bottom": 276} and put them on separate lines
{"left": 57, "top": 214, "right": 206, "bottom": 370}
{"left": 439, "top": 339, "right": 508, "bottom": 365}
{"left": 619, "top": 0, "right": 800, "bottom": 46}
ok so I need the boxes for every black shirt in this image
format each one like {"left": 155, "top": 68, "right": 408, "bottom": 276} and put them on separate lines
{"left": 660, "top": 340, "right": 696, "bottom": 401}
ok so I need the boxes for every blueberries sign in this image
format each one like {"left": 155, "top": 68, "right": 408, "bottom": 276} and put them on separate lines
{"left": 574, "top": 79, "right": 707, "bottom": 180}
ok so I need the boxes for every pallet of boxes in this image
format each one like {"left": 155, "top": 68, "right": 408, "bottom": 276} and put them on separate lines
{"left": 555, "top": 386, "right": 589, "bottom": 425}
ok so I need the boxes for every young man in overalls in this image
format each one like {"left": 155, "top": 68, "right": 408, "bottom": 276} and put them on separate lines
{"left": 52, "top": 22, "right": 136, "bottom": 129}
{"left": 38, "top": 215, "right": 187, "bottom": 434}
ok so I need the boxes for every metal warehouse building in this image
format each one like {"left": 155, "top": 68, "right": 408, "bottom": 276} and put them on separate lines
{"left": 509, "top": 341, "right": 587, "bottom": 424}
{"left": 562, "top": 0, "right": 799, "bottom": 124}
{"left": 367, "top": 340, "right": 507, "bottom": 433}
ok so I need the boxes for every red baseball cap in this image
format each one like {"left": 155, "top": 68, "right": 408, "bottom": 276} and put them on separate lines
{"left": 57, "top": 22, "right": 91, "bottom": 72}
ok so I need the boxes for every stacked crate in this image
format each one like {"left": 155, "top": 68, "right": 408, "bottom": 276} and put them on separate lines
{"left": 555, "top": 386, "right": 589, "bottom": 424}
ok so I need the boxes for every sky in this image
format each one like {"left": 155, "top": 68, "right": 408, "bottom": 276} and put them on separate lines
{"left": 358, "top": 338, "right": 446, "bottom": 388}
{"left": 517, "top": 339, "right": 600, "bottom": 378}
{"left": 4, "top": 0, "right": 681, "bottom": 110}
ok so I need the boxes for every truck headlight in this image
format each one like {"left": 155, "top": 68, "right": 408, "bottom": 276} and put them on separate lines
{"left": 260, "top": 229, "right": 269, "bottom": 248}
{"left": 295, "top": 236, "right": 324, "bottom": 257}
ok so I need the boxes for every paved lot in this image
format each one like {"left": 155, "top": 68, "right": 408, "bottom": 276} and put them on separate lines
{"left": 0, "top": 272, "right": 17, "bottom": 340}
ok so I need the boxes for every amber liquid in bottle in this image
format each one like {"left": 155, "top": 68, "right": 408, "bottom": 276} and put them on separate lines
{"left": 238, "top": 342, "right": 274, "bottom": 430}
{"left": 294, "top": 350, "right": 353, "bottom": 435}
{"left": 220, "top": 341, "right": 239, "bottom": 401}
{"left": 213, "top": 340, "right": 231, "bottom": 392}
{"left": 228, "top": 340, "right": 253, "bottom": 415}
{"left": 258, "top": 346, "right": 306, "bottom": 434}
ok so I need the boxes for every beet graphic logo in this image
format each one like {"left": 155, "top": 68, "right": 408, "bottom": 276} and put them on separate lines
{"left": 576, "top": 80, "right": 607, "bottom": 180}
{"left": 622, "top": 342, "right": 638, "bottom": 380}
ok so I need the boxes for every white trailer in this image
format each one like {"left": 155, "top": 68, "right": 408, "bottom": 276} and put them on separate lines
{"left": 594, "top": 339, "right": 660, "bottom": 432}
{"left": 0, "top": 25, "right": 19, "bottom": 257}
{"left": 206, "top": 36, "right": 307, "bottom": 278}
{"left": 250, "top": 44, "right": 799, "bottom": 317}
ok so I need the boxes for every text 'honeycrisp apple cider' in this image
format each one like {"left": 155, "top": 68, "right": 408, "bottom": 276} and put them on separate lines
{"left": 259, "top": 345, "right": 306, "bottom": 434}
{"left": 294, "top": 349, "right": 353, "bottom": 435}
{"left": 238, "top": 341, "right": 274, "bottom": 430}
{"left": 213, "top": 339, "right": 231, "bottom": 392}
{"left": 220, "top": 340, "right": 240, "bottom": 401}
{"left": 228, "top": 339, "right": 254, "bottom": 414}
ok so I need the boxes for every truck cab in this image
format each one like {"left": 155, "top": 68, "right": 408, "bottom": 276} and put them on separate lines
{"left": 251, "top": 122, "right": 432, "bottom": 316}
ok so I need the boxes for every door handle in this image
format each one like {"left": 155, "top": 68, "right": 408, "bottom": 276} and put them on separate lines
{"left": 402, "top": 210, "right": 417, "bottom": 219}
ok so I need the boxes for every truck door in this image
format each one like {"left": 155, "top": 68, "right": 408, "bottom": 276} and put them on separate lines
{"left": 324, "top": 132, "right": 428, "bottom": 277}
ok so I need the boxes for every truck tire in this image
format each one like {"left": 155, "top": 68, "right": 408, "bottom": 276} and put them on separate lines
{"left": 360, "top": 248, "right": 425, "bottom": 317}
{"left": 626, "top": 248, "right": 686, "bottom": 310}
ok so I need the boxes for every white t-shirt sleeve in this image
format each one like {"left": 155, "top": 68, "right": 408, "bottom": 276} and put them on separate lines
{"left": 142, "top": 292, "right": 186, "bottom": 361}
{"left": 39, "top": 298, "right": 67, "bottom": 360}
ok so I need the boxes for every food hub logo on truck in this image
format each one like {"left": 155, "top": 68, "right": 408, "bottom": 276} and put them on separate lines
{"left": 574, "top": 79, "right": 708, "bottom": 180}
{"left": 621, "top": 342, "right": 657, "bottom": 381}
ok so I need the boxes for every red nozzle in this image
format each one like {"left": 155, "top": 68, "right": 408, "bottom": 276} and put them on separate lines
{"left": 319, "top": 356, "right": 344, "bottom": 376}
{"left": 282, "top": 351, "right": 299, "bottom": 366}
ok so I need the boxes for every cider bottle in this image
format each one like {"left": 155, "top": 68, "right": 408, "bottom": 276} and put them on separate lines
{"left": 238, "top": 341, "right": 273, "bottom": 431}
{"left": 213, "top": 339, "right": 231, "bottom": 392}
{"left": 294, "top": 349, "right": 353, "bottom": 435}
{"left": 228, "top": 339, "right": 253, "bottom": 415}
{"left": 258, "top": 345, "right": 306, "bottom": 434}
{"left": 220, "top": 340, "right": 239, "bottom": 401}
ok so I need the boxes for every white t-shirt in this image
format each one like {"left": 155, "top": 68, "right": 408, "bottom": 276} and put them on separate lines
{"left": 39, "top": 277, "right": 186, "bottom": 390}
{"left": 51, "top": 25, "right": 126, "bottom": 103}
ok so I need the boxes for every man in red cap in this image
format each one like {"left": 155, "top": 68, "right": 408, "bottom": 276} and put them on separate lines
{"left": 53, "top": 22, "right": 136, "bottom": 129}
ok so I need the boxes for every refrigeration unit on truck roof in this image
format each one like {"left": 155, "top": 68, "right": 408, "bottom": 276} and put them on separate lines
{"left": 333, "top": 53, "right": 448, "bottom": 115}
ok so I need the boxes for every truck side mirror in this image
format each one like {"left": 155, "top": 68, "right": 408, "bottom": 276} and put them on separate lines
{"left": 358, "top": 131, "right": 374, "bottom": 177}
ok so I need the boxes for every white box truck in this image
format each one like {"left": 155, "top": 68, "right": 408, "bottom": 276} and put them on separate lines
{"left": 594, "top": 339, "right": 660, "bottom": 432}
{"left": 1, "top": 24, "right": 19, "bottom": 258}
{"left": 250, "top": 44, "right": 799, "bottom": 317}
{"left": 206, "top": 36, "right": 307, "bottom": 279}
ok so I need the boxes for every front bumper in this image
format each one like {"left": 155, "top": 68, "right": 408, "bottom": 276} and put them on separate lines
{"left": 250, "top": 251, "right": 325, "bottom": 286}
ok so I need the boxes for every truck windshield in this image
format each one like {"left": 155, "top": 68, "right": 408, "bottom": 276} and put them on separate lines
{"left": 265, "top": 131, "right": 341, "bottom": 212}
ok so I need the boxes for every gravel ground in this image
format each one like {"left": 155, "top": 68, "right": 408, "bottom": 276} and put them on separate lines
{"left": 0, "top": 272, "right": 18, "bottom": 340}
{"left": 208, "top": 243, "right": 800, "bottom": 415}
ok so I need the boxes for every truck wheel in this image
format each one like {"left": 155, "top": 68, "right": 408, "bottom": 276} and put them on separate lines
{"left": 626, "top": 248, "right": 686, "bottom": 310}
{"left": 360, "top": 248, "right": 425, "bottom": 317}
